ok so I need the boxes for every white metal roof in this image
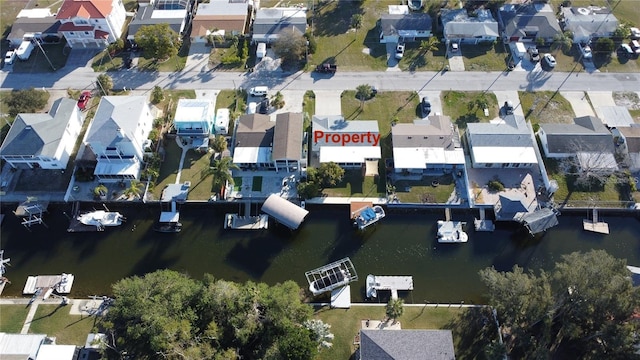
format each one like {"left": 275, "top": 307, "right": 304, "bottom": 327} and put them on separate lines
{"left": 232, "top": 147, "right": 272, "bottom": 164}
{"left": 174, "top": 99, "right": 214, "bottom": 123}
{"left": 319, "top": 146, "right": 381, "bottom": 164}
{"left": 393, "top": 147, "right": 465, "bottom": 169}
{"left": 36, "top": 344, "right": 77, "bottom": 360}
{"left": 471, "top": 146, "right": 537, "bottom": 164}
{"left": 94, "top": 160, "right": 141, "bottom": 177}
{"left": 261, "top": 194, "right": 308, "bottom": 230}
{"left": 0, "top": 333, "right": 46, "bottom": 358}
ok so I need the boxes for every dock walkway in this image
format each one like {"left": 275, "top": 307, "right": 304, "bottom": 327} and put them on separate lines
{"left": 366, "top": 275, "right": 414, "bottom": 300}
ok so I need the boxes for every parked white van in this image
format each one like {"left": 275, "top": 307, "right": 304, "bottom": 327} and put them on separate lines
{"left": 16, "top": 40, "right": 34, "bottom": 61}
{"left": 256, "top": 43, "right": 266, "bottom": 60}
{"left": 249, "top": 86, "right": 268, "bottom": 97}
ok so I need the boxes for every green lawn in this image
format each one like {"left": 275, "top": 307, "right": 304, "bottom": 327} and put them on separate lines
{"left": 252, "top": 176, "right": 263, "bottom": 191}
{"left": 321, "top": 170, "right": 385, "bottom": 198}
{"left": 341, "top": 90, "right": 420, "bottom": 159}
{"left": 10, "top": 41, "right": 69, "bottom": 73}
{"left": 462, "top": 42, "right": 510, "bottom": 72}
{"left": 0, "top": 305, "right": 30, "bottom": 333}
{"left": 91, "top": 51, "right": 125, "bottom": 72}
{"left": 180, "top": 149, "right": 214, "bottom": 200}
{"left": 28, "top": 305, "right": 101, "bottom": 346}
{"left": 303, "top": 90, "right": 316, "bottom": 119}
{"left": 314, "top": 305, "right": 464, "bottom": 360}
{"left": 441, "top": 91, "right": 498, "bottom": 129}
{"left": 152, "top": 139, "right": 181, "bottom": 199}
{"left": 519, "top": 91, "right": 574, "bottom": 125}
{"left": 401, "top": 43, "right": 448, "bottom": 72}
{"left": 311, "top": 1, "right": 388, "bottom": 71}
{"left": 393, "top": 175, "right": 456, "bottom": 204}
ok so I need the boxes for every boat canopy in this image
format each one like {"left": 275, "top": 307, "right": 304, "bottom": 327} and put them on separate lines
{"left": 261, "top": 194, "right": 309, "bottom": 230}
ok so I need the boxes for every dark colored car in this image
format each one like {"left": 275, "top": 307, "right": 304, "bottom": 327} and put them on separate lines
{"left": 77, "top": 91, "right": 92, "bottom": 111}
{"left": 258, "top": 98, "right": 269, "bottom": 114}
{"left": 419, "top": 97, "right": 431, "bottom": 118}
{"left": 504, "top": 100, "right": 514, "bottom": 115}
{"left": 123, "top": 56, "right": 132, "bottom": 69}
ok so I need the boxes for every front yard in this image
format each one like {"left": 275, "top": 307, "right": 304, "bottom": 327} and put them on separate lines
{"left": 519, "top": 91, "right": 574, "bottom": 125}
{"left": 441, "top": 91, "right": 498, "bottom": 129}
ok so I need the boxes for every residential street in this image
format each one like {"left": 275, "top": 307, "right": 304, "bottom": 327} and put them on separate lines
{"left": 1, "top": 65, "right": 638, "bottom": 93}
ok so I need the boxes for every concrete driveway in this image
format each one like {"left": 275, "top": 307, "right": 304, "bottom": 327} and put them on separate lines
{"left": 272, "top": 89, "right": 304, "bottom": 115}
{"left": 561, "top": 91, "right": 595, "bottom": 117}
{"left": 314, "top": 90, "right": 342, "bottom": 116}
{"left": 493, "top": 91, "right": 524, "bottom": 117}
{"left": 185, "top": 42, "right": 211, "bottom": 72}
{"left": 447, "top": 48, "right": 465, "bottom": 71}
{"left": 66, "top": 49, "right": 100, "bottom": 68}
{"left": 386, "top": 42, "right": 401, "bottom": 71}
{"left": 417, "top": 91, "right": 443, "bottom": 117}
{"left": 588, "top": 91, "right": 616, "bottom": 121}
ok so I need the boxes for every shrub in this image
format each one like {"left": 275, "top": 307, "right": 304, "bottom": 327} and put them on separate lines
{"left": 488, "top": 180, "right": 505, "bottom": 192}
{"left": 151, "top": 86, "right": 164, "bottom": 104}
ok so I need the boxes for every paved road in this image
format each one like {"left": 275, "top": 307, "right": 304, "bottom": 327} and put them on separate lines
{"left": 1, "top": 66, "right": 639, "bottom": 93}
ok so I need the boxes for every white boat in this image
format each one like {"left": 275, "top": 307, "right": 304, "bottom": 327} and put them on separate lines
{"left": 78, "top": 210, "right": 124, "bottom": 227}
{"left": 366, "top": 274, "right": 377, "bottom": 298}
{"left": 353, "top": 205, "right": 385, "bottom": 230}
{"left": 437, "top": 220, "right": 468, "bottom": 243}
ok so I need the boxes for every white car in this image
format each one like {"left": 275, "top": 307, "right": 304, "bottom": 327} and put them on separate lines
{"left": 395, "top": 43, "right": 405, "bottom": 60}
{"left": 543, "top": 54, "right": 556, "bottom": 69}
{"left": 631, "top": 27, "right": 640, "bottom": 40}
{"left": 451, "top": 43, "right": 459, "bottom": 52}
{"left": 580, "top": 44, "right": 592, "bottom": 59}
{"left": 4, "top": 50, "right": 16, "bottom": 65}
{"left": 246, "top": 102, "right": 257, "bottom": 114}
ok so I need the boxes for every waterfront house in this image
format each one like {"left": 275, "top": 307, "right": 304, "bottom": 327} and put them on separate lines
{"left": 83, "top": 96, "right": 154, "bottom": 182}
{"left": 252, "top": 7, "right": 307, "bottom": 44}
{"left": 127, "top": 0, "right": 192, "bottom": 43}
{"left": 465, "top": 114, "right": 537, "bottom": 168}
{"left": 311, "top": 116, "right": 381, "bottom": 169}
{"left": 359, "top": 329, "right": 455, "bottom": 360}
{"left": 0, "top": 333, "right": 47, "bottom": 359}
{"left": 538, "top": 116, "right": 618, "bottom": 173}
{"left": 379, "top": 5, "right": 433, "bottom": 44}
{"left": 173, "top": 98, "right": 215, "bottom": 151}
{"left": 56, "top": 0, "right": 126, "bottom": 48}
{"left": 560, "top": 6, "right": 619, "bottom": 43}
{"left": 7, "top": 9, "right": 61, "bottom": 47}
{"left": 0, "top": 98, "right": 83, "bottom": 170}
{"left": 441, "top": 8, "right": 498, "bottom": 45}
{"left": 614, "top": 126, "right": 640, "bottom": 172}
{"left": 190, "top": 0, "right": 251, "bottom": 43}
{"left": 391, "top": 116, "right": 464, "bottom": 175}
{"left": 498, "top": 3, "right": 561, "bottom": 44}
{"left": 232, "top": 112, "right": 304, "bottom": 172}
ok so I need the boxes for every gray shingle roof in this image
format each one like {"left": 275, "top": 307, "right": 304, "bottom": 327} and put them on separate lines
{"left": 128, "top": 4, "right": 187, "bottom": 36}
{"left": 0, "top": 98, "right": 78, "bottom": 157}
{"left": 540, "top": 116, "right": 614, "bottom": 153}
{"left": 561, "top": 6, "right": 619, "bottom": 38}
{"left": 466, "top": 115, "right": 533, "bottom": 147}
{"left": 235, "top": 114, "right": 274, "bottom": 148}
{"left": 380, "top": 13, "right": 432, "bottom": 37}
{"left": 360, "top": 329, "right": 455, "bottom": 360}
{"left": 272, "top": 112, "right": 303, "bottom": 160}
{"left": 392, "top": 116, "right": 455, "bottom": 148}
{"left": 499, "top": 5, "right": 561, "bottom": 40}
{"left": 86, "top": 96, "right": 150, "bottom": 148}
{"left": 7, "top": 17, "right": 61, "bottom": 42}
{"left": 253, "top": 8, "right": 307, "bottom": 37}
{"left": 441, "top": 9, "right": 498, "bottom": 39}
{"left": 619, "top": 126, "right": 640, "bottom": 153}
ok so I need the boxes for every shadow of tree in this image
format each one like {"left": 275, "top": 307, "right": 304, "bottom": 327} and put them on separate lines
{"left": 313, "top": 1, "right": 365, "bottom": 37}
{"left": 444, "top": 306, "right": 498, "bottom": 360}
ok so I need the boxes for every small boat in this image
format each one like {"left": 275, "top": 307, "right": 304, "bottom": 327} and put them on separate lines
{"left": 78, "top": 210, "right": 124, "bottom": 227}
{"left": 153, "top": 222, "right": 182, "bottom": 233}
{"left": 408, "top": 0, "right": 424, "bottom": 11}
{"left": 437, "top": 220, "right": 468, "bottom": 243}
{"left": 366, "top": 274, "right": 377, "bottom": 298}
{"left": 353, "top": 205, "right": 385, "bottom": 230}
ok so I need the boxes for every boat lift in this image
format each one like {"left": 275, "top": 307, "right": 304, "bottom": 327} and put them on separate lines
{"left": 305, "top": 257, "right": 358, "bottom": 296}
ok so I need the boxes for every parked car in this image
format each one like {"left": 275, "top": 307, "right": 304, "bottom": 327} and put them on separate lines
{"left": 4, "top": 50, "right": 16, "bottom": 65}
{"left": 395, "top": 43, "right": 405, "bottom": 60}
{"left": 503, "top": 100, "right": 514, "bottom": 115}
{"left": 631, "top": 27, "right": 640, "bottom": 40}
{"left": 258, "top": 98, "right": 269, "bottom": 114}
{"left": 579, "top": 43, "right": 592, "bottom": 59}
{"left": 419, "top": 97, "right": 431, "bottom": 118}
{"left": 314, "top": 63, "right": 337, "bottom": 74}
{"left": 249, "top": 86, "right": 268, "bottom": 97}
{"left": 451, "top": 43, "right": 459, "bottom": 52}
{"left": 527, "top": 47, "right": 540, "bottom": 62}
{"left": 77, "top": 91, "right": 92, "bottom": 111}
{"left": 630, "top": 40, "right": 640, "bottom": 55}
{"left": 619, "top": 44, "right": 634, "bottom": 58}
{"left": 542, "top": 54, "right": 556, "bottom": 69}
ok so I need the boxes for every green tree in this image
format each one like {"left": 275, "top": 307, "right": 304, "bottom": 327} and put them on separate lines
{"left": 355, "top": 84, "right": 374, "bottom": 109}
{"left": 272, "top": 28, "right": 307, "bottom": 65}
{"left": 297, "top": 180, "right": 320, "bottom": 199}
{"left": 201, "top": 156, "right": 239, "bottom": 196}
{"left": 96, "top": 74, "right": 113, "bottom": 95}
{"left": 123, "top": 179, "right": 144, "bottom": 200}
{"left": 151, "top": 86, "right": 164, "bottom": 104}
{"left": 211, "top": 135, "right": 227, "bottom": 153}
{"left": 385, "top": 298, "right": 404, "bottom": 324}
{"left": 418, "top": 37, "right": 439, "bottom": 56}
{"left": 594, "top": 37, "right": 615, "bottom": 55}
{"left": 107, "top": 39, "right": 124, "bottom": 55}
{"left": 476, "top": 250, "right": 640, "bottom": 359}
{"left": 317, "top": 162, "right": 345, "bottom": 187}
{"left": 2, "top": 88, "right": 48, "bottom": 117}
{"left": 350, "top": 14, "right": 363, "bottom": 32}
{"left": 552, "top": 31, "right": 573, "bottom": 53}
{"left": 93, "top": 184, "right": 108, "bottom": 199}
{"left": 270, "top": 91, "right": 285, "bottom": 109}
{"left": 134, "top": 23, "right": 180, "bottom": 61}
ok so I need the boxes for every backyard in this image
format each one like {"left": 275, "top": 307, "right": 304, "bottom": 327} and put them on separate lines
{"left": 28, "top": 305, "right": 101, "bottom": 346}
{"left": 392, "top": 175, "right": 456, "bottom": 204}
{"left": 320, "top": 169, "right": 385, "bottom": 198}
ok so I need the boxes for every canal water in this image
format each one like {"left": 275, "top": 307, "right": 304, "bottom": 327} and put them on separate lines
{"left": 1, "top": 203, "right": 639, "bottom": 304}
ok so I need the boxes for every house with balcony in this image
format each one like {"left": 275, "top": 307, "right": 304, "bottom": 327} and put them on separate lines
{"left": 499, "top": 3, "right": 561, "bottom": 44}
{"left": 538, "top": 116, "right": 618, "bottom": 173}
{"left": 0, "top": 98, "right": 83, "bottom": 170}
{"left": 82, "top": 96, "right": 154, "bottom": 182}
{"left": 391, "top": 116, "right": 464, "bottom": 175}
{"left": 232, "top": 112, "right": 304, "bottom": 172}
{"left": 441, "top": 8, "right": 498, "bottom": 45}
{"left": 128, "top": 0, "right": 192, "bottom": 42}
{"left": 560, "top": 6, "right": 619, "bottom": 43}
{"left": 311, "top": 116, "right": 381, "bottom": 169}
{"left": 466, "top": 114, "right": 538, "bottom": 169}
{"left": 252, "top": 7, "right": 307, "bottom": 44}
{"left": 173, "top": 99, "right": 215, "bottom": 151}
{"left": 56, "top": 0, "right": 126, "bottom": 48}
{"left": 190, "top": 0, "right": 251, "bottom": 43}
{"left": 379, "top": 5, "right": 433, "bottom": 44}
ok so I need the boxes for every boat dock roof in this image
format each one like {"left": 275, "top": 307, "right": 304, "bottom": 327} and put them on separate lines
{"left": 261, "top": 194, "right": 309, "bottom": 230}
{"left": 305, "top": 257, "right": 358, "bottom": 295}
{"left": 366, "top": 275, "right": 413, "bottom": 299}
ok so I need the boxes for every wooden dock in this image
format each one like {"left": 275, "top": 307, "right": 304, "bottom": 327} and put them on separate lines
{"left": 23, "top": 273, "right": 74, "bottom": 295}
{"left": 366, "top": 275, "right": 414, "bottom": 300}
{"left": 224, "top": 214, "right": 269, "bottom": 230}
{"left": 474, "top": 208, "right": 495, "bottom": 232}
{"left": 583, "top": 208, "right": 609, "bottom": 234}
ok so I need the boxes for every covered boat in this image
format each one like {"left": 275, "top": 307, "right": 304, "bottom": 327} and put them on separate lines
{"left": 353, "top": 205, "right": 385, "bottom": 230}
{"left": 78, "top": 210, "right": 124, "bottom": 227}
{"left": 437, "top": 220, "right": 468, "bottom": 243}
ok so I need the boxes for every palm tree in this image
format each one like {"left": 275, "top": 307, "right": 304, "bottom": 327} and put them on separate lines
{"left": 93, "top": 184, "right": 108, "bottom": 200}
{"left": 201, "top": 156, "right": 239, "bottom": 197}
{"left": 418, "top": 37, "right": 439, "bottom": 56}
{"left": 207, "top": 28, "right": 223, "bottom": 49}
{"left": 123, "top": 179, "right": 144, "bottom": 200}
{"left": 552, "top": 31, "right": 573, "bottom": 53}
{"left": 355, "top": 84, "right": 373, "bottom": 109}
{"left": 385, "top": 298, "right": 404, "bottom": 324}
{"left": 211, "top": 135, "right": 227, "bottom": 153}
